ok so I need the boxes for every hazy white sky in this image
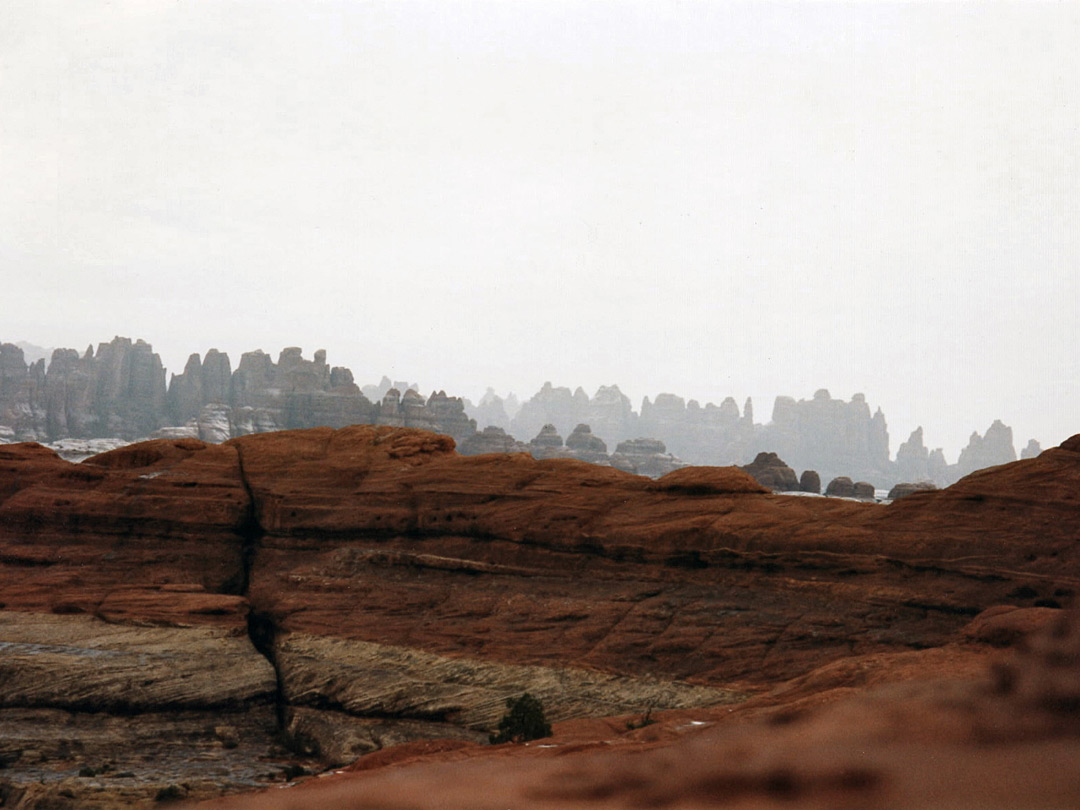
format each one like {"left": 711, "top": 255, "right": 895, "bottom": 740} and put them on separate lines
{"left": 2, "top": 1, "right": 1077, "bottom": 458}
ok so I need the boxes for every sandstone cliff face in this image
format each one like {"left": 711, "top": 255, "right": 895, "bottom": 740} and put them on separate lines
{"left": 638, "top": 392, "right": 755, "bottom": 467}
{"left": 758, "top": 390, "right": 891, "bottom": 487}
{"left": 2, "top": 427, "right": 1079, "bottom": 806}
{"left": 0, "top": 340, "right": 476, "bottom": 447}
{"left": 8, "top": 338, "right": 169, "bottom": 441}
{"left": 954, "top": 419, "right": 1018, "bottom": 480}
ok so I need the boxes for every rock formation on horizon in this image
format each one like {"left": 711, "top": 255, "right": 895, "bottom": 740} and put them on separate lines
{"left": 1, "top": 337, "right": 166, "bottom": 440}
{"left": 739, "top": 451, "right": 799, "bottom": 492}
{"left": 0, "top": 339, "right": 475, "bottom": 445}
{"left": 0, "top": 337, "right": 1031, "bottom": 489}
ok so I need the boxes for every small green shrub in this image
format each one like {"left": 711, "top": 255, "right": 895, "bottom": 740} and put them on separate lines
{"left": 155, "top": 784, "right": 184, "bottom": 802}
{"left": 280, "top": 763, "right": 309, "bottom": 781}
{"left": 489, "top": 693, "right": 552, "bottom": 744}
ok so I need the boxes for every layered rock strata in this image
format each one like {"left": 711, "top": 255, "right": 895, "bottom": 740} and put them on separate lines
{"left": 0, "top": 340, "right": 476, "bottom": 446}
{"left": 739, "top": 451, "right": 799, "bottom": 492}
{"left": 198, "top": 606, "right": 1080, "bottom": 810}
{"left": 1, "top": 428, "right": 1079, "bottom": 807}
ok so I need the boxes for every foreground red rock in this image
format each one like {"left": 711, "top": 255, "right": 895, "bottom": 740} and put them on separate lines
{"left": 0, "top": 427, "right": 1078, "bottom": 807}
{"left": 192, "top": 610, "right": 1080, "bottom": 810}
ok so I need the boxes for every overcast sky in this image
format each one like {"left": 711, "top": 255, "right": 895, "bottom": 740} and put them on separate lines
{"left": 2, "top": 1, "right": 1077, "bottom": 459}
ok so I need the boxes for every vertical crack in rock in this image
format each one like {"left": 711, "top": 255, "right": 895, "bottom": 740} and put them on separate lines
{"left": 232, "top": 443, "right": 287, "bottom": 732}
{"left": 231, "top": 443, "right": 263, "bottom": 597}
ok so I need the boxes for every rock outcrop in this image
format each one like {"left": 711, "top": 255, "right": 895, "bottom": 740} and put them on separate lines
{"left": 887, "top": 481, "right": 938, "bottom": 500}
{"left": 609, "top": 438, "right": 688, "bottom": 478}
{"left": 740, "top": 451, "right": 799, "bottom": 492}
{"left": 563, "top": 423, "right": 608, "bottom": 463}
{"left": 525, "top": 423, "right": 567, "bottom": 459}
{"left": 198, "top": 607, "right": 1080, "bottom": 810}
{"left": 758, "top": 389, "right": 891, "bottom": 487}
{"left": 954, "top": 419, "right": 1018, "bottom": 481}
{"left": 2, "top": 427, "right": 1079, "bottom": 807}
{"left": 852, "top": 480, "right": 877, "bottom": 500}
{"left": 825, "top": 475, "right": 856, "bottom": 498}
{"left": 637, "top": 392, "right": 754, "bottom": 467}
{"left": 493, "top": 424, "right": 688, "bottom": 477}
{"left": 799, "top": 469, "right": 821, "bottom": 494}
{"left": 0, "top": 337, "right": 168, "bottom": 441}
{"left": 456, "top": 426, "right": 529, "bottom": 456}
{"left": 0, "top": 340, "right": 475, "bottom": 447}
{"left": 2, "top": 338, "right": 1043, "bottom": 490}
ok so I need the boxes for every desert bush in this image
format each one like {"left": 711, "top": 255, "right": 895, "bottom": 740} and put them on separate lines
{"left": 489, "top": 693, "right": 552, "bottom": 744}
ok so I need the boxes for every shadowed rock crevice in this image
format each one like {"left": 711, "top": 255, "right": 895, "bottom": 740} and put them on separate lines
{"left": 227, "top": 444, "right": 265, "bottom": 597}
{"left": 231, "top": 443, "right": 290, "bottom": 736}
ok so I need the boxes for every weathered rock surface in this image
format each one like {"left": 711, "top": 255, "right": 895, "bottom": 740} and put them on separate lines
{"left": 1021, "top": 438, "right": 1043, "bottom": 459}
{"left": 853, "top": 480, "right": 876, "bottom": 500}
{"left": 798, "top": 469, "right": 821, "bottom": 494}
{"left": 195, "top": 609, "right": 1080, "bottom": 810}
{"left": 609, "top": 438, "right": 688, "bottom": 478}
{"left": 759, "top": 390, "right": 891, "bottom": 486}
{"left": 954, "top": 419, "right": 1018, "bottom": 482}
{"left": 0, "top": 612, "right": 275, "bottom": 712}
{"left": 895, "top": 425, "right": 932, "bottom": 483}
{"left": 887, "top": 481, "right": 938, "bottom": 500}
{"left": 740, "top": 452, "right": 799, "bottom": 492}
{"left": 2, "top": 337, "right": 1040, "bottom": 489}
{"left": 1, "top": 427, "right": 1079, "bottom": 807}
{"left": 824, "top": 475, "right": 856, "bottom": 498}
{"left": 0, "top": 339, "right": 476, "bottom": 446}
{"left": 455, "top": 426, "right": 529, "bottom": 456}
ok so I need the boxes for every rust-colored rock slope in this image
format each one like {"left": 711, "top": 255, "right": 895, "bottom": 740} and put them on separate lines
{"left": 0, "top": 426, "right": 1078, "bottom": 808}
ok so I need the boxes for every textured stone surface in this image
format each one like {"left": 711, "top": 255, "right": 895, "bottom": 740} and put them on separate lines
{"left": 824, "top": 475, "right": 855, "bottom": 498}
{"left": 1, "top": 338, "right": 1038, "bottom": 489}
{"left": 0, "top": 612, "right": 276, "bottom": 712}
{"left": 740, "top": 452, "right": 799, "bottom": 492}
{"left": 194, "top": 613, "right": 1080, "bottom": 810}
{"left": 1, "top": 427, "right": 1079, "bottom": 808}
{"left": 853, "top": 481, "right": 876, "bottom": 500}
{"left": 798, "top": 469, "right": 821, "bottom": 494}
{"left": 275, "top": 633, "right": 734, "bottom": 732}
{"left": 887, "top": 481, "right": 938, "bottom": 500}
{"left": 954, "top": 419, "right": 1018, "bottom": 482}
{"left": 610, "top": 438, "right": 688, "bottom": 478}
{"left": 0, "top": 340, "right": 475, "bottom": 447}
{"left": 456, "top": 426, "right": 529, "bottom": 456}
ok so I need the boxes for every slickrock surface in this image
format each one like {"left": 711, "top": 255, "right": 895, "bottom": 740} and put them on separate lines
{"left": 190, "top": 608, "right": 1080, "bottom": 810}
{"left": 0, "top": 426, "right": 1078, "bottom": 808}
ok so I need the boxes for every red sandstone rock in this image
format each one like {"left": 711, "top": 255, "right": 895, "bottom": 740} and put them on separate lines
{"left": 2, "top": 425, "right": 1080, "bottom": 808}
{"left": 190, "top": 613, "right": 1080, "bottom": 810}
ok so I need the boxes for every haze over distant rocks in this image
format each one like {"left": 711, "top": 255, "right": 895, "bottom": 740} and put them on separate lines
{"left": 0, "top": 337, "right": 1033, "bottom": 487}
